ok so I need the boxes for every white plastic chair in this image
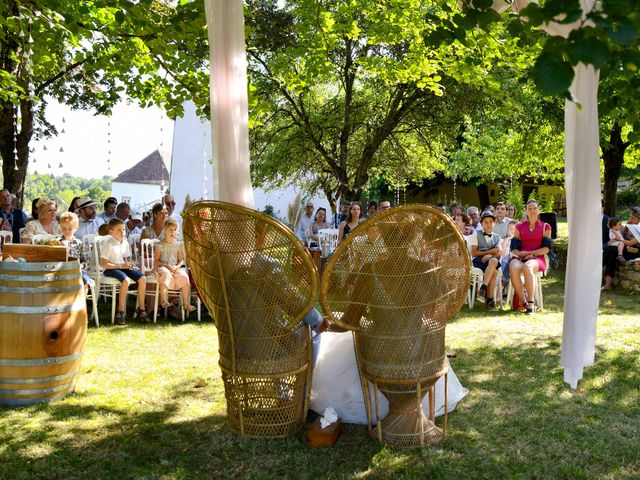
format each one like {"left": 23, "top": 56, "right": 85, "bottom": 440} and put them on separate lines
{"left": 87, "top": 235, "right": 127, "bottom": 324}
{"left": 128, "top": 233, "right": 141, "bottom": 269}
{"left": 140, "top": 238, "right": 182, "bottom": 323}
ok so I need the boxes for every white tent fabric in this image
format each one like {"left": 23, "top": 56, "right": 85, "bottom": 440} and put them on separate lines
{"left": 507, "top": 0, "right": 601, "bottom": 388}
{"left": 204, "top": 0, "right": 254, "bottom": 208}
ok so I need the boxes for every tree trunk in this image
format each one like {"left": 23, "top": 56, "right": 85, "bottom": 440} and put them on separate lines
{"left": 602, "top": 122, "right": 628, "bottom": 217}
{"left": 0, "top": 98, "right": 33, "bottom": 208}
{"left": 476, "top": 184, "right": 490, "bottom": 210}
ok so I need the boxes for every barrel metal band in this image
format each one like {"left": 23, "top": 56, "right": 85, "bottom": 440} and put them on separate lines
{"left": 0, "top": 389, "right": 73, "bottom": 407}
{"left": 0, "top": 261, "right": 78, "bottom": 272}
{"left": 0, "top": 285, "right": 81, "bottom": 294}
{"left": 0, "top": 273, "right": 80, "bottom": 282}
{"left": 0, "top": 298, "right": 86, "bottom": 315}
{"left": 0, "top": 351, "right": 83, "bottom": 367}
{"left": 0, "top": 380, "right": 75, "bottom": 396}
{"left": 0, "top": 369, "right": 79, "bottom": 385}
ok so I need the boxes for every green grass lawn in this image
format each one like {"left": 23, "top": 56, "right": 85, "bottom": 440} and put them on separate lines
{"left": 1, "top": 271, "right": 639, "bottom": 479}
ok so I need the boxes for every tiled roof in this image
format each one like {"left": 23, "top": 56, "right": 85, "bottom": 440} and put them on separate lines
{"left": 112, "top": 149, "right": 170, "bottom": 185}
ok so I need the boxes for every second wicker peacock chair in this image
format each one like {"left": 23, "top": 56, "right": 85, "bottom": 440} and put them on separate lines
{"left": 320, "top": 204, "right": 470, "bottom": 447}
{"left": 182, "top": 201, "right": 319, "bottom": 437}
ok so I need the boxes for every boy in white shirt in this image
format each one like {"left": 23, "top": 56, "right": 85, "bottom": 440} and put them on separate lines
{"left": 469, "top": 211, "right": 501, "bottom": 311}
{"left": 101, "top": 218, "right": 149, "bottom": 324}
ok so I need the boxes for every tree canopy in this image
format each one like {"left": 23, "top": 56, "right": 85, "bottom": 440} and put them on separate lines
{"left": 0, "top": 0, "right": 208, "bottom": 203}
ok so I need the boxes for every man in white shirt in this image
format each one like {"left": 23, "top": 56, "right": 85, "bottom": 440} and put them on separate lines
{"left": 75, "top": 196, "right": 104, "bottom": 240}
{"left": 492, "top": 202, "right": 511, "bottom": 239}
{"left": 296, "top": 200, "right": 314, "bottom": 242}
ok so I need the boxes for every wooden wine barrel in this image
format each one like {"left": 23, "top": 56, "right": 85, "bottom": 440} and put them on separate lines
{"left": 0, "top": 259, "right": 87, "bottom": 406}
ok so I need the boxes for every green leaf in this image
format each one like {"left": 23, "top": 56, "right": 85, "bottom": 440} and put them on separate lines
{"left": 533, "top": 52, "right": 575, "bottom": 95}
{"left": 569, "top": 37, "right": 609, "bottom": 69}
{"left": 605, "top": 18, "right": 637, "bottom": 45}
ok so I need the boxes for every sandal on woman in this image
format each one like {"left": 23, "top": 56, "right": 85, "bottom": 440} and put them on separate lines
{"left": 525, "top": 300, "right": 536, "bottom": 315}
{"left": 160, "top": 301, "right": 172, "bottom": 309}
{"left": 185, "top": 304, "right": 197, "bottom": 313}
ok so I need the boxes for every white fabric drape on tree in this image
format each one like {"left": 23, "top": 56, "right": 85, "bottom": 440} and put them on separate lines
{"left": 509, "top": 0, "right": 601, "bottom": 388}
{"left": 204, "top": 0, "right": 254, "bottom": 208}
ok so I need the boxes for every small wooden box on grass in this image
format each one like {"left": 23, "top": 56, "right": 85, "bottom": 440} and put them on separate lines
{"left": 307, "top": 416, "right": 342, "bottom": 447}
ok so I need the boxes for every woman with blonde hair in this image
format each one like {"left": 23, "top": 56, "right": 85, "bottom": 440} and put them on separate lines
{"left": 21, "top": 197, "right": 61, "bottom": 243}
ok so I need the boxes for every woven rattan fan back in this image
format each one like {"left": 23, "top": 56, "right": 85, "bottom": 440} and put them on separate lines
{"left": 320, "top": 204, "right": 470, "bottom": 447}
{"left": 183, "top": 201, "right": 319, "bottom": 437}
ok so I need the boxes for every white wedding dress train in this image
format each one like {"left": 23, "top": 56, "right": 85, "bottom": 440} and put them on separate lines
{"left": 310, "top": 332, "right": 468, "bottom": 424}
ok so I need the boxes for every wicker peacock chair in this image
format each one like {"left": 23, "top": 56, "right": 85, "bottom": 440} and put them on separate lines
{"left": 182, "top": 201, "right": 319, "bottom": 437}
{"left": 320, "top": 204, "right": 470, "bottom": 447}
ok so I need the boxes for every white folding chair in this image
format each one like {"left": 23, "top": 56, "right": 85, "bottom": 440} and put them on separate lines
{"left": 88, "top": 235, "right": 126, "bottom": 324}
{"left": 128, "top": 233, "right": 142, "bottom": 269}
{"left": 140, "top": 238, "right": 175, "bottom": 323}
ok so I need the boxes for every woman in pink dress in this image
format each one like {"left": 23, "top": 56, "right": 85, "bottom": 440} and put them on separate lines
{"left": 509, "top": 199, "right": 551, "bottom": 314}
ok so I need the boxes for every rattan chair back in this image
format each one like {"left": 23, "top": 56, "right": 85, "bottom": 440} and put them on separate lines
{"left": 182, "top": 201, "right": 319, "bottom": 437}
{"left": 320, "top": 204, "right": 470, "bottom": 447}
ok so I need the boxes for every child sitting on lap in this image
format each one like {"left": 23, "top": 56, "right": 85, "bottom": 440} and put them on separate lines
{"left": 101, "top": 218, "right": 149, "bottom": 325}
{"left": 608, "top": 216, "right": 626, "bottom": 262}
{"left": 153, "top": 218, "right": 196, "bottom": 312}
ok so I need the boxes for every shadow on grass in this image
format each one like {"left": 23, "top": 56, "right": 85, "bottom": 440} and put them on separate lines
{"left": 2, "top": 337, "right": 639, "bottom": 479}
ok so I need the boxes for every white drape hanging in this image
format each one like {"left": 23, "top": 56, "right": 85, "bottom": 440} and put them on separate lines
{"left": 204, "top": 0, "right": 254, "bottom": 208}
{"left": 506, "top": 0, "right": 601, "bottom": 388}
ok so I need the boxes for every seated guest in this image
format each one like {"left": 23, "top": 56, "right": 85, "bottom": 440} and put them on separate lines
{"left": 162, "top": 194, "right": 182, "bottom": 232}
{"left": 499, "top": 220, "right": 518, "bottom": 293}
{"left": 128, "top": 213, "right": 144, "bottom": 236}
{"left": 338, "top": 202, "right": 362, "bottom": 243}
{"left": 469, "top": 211, "right": 501, "bottom": 311}
{"left": 101, "top": 218, "right": 149, "bottom": 324}
{"left": 453, "top": 212, "right": 470, "bottom": 239}
{"left": 98, "top": 197, "right": 118, "bottom": 223}
{"left": 493, "top": 201, "right": 511, "bottom": 239}
{"left": 98, "top": 223, "right": 110, "bottom": 236}
{"left": 21, "top": 197, "right": 61, "bottom": 242}
{"left": 58, "top": 212, "right": 93, "bottom": 292}
{"left": 378, "top": 200, "right": 391, "bottom": 213}
{"left": 296, "top": 200, "right": 314, "bottom": 242}
{"left": 506, "top": 203, "right": 516, "bottom": 220}
{"left": 608, "top": 216, "right": 626, "bottom": 261}
{"left": 141, "top": 203, "right": 169, "bottom": 241}
{"left": 509, "top": 200, "right": 551, "bottom": 314}
{"left": 308, "top": 207, "right": 329, "bottom": 247}
{"left": 449, "top": 203, "right": 462, "bottom": 217}
{"left": 69, "top": 196, "right": 81, "bottom": 213}
{"left": 28, "top": 197, "right": 39, "bottom": 222}
{"left": 366, "top": 201, "right": 378, "bottom": 219}
{"left": 75, "top": 196, "right": 104, "bottom": 240}
{"left": 467, "top": 206, "right": 480, "bottom": 232}
{"left": 331, "top": 201, "right": 349, "bottom": 228}
{"left": 0, "top": 188, "right": 27, "bottom": 243}
{"left": 602, "top": 206, "right": 640, "bottom": 290}
{"left": 436, "top": 201, "right": 447, "bottom": 213}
